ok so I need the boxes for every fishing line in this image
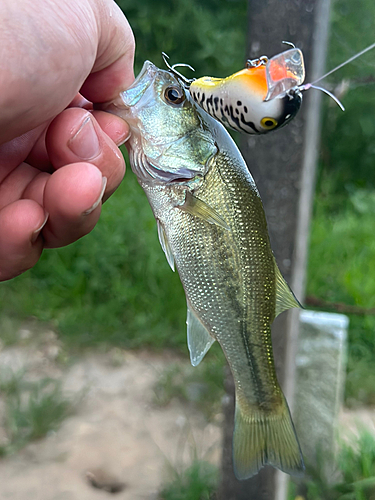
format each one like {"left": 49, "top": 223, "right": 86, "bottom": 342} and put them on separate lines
{"left": 311, "top": 41, "right": 375, "bottom": 85}
{"left": 296, "top": 41, "right": 375, "bottom": 110}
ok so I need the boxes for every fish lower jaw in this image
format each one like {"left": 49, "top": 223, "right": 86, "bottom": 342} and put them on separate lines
{"left": 95, "top": 97, "right": 131, "bottom": 123}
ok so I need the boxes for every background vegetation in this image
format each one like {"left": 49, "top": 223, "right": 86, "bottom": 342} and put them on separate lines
{"left": 307, "top": 0, "right": 375, "bottom": 406}
{"left": 0, "top": 0, "right": 375, "bottom": 495}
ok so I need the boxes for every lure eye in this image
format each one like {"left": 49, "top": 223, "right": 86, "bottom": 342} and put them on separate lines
{"left": 164, "top": 86, "right": 185, "bottom": 105}
{"left": 260, "top": 117, "right": 278, "bottom": 130}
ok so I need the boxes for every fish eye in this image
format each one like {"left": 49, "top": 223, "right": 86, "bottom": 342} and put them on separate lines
{"left": 260, "top": 117, "right": 278, "bottom": 130}
{"left": 164, "top": 86, "right": 185, "bottom": 105}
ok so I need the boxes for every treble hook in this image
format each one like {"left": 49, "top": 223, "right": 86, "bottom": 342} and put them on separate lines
{"left": 246, "top": 55, "right": 268, "bottom": 69}
{"left": 162, "top": 52, "right": 195, "bottom": 86}
{"left": 282, "top": 41, "right": 296, "bottom": 49}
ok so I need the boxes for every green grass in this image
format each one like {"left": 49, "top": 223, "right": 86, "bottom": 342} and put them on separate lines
{"left": 159, "top": 429, "right": 375, "bottom": 500}
{"left": 307, "top": 190, "right": 375, "bottom": 307}
{"left": 0, "top": 371, "right": 74, "bottom": 456}
{"left": 159, "top": 460, "right": 218, "bottom": 500}
{"left": 153, "top": 345, "right": 225, "bottom": 420}
{"left": 288, "top": 431, "right": 375, "bottom": 500}
{"left": 307, "top": 188, "right": 375, "bottom": 405}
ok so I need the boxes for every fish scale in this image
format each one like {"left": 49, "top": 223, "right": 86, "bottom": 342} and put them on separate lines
{"left": 100, "top": 60, "right": 304, "bottom": 479}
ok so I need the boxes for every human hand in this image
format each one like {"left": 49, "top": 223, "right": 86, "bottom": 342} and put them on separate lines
{"left": 0, "top": 0, "right": 135, "bottom": 281}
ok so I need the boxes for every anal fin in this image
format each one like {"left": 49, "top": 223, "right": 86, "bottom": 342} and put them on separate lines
{"left": 187, "top": 302, "right": 215, "bottom": 367}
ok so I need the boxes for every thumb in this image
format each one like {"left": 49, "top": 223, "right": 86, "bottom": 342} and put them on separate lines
{"left": 80, "top": 0, "right": 135, "bottom": 103}
{"left": 0, "top": 0, "right": 135, "bottom": 145}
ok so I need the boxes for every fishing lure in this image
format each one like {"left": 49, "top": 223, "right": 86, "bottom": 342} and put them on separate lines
{"left": 189, "top": 47, "right": 304, "bottom": 134}
{"left": 184, "top": 42, "right": 375, "bottom": 135}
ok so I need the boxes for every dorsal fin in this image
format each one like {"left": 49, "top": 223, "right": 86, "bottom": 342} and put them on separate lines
{"left": 274, "top": 258, "right": 302, "bottom": 317}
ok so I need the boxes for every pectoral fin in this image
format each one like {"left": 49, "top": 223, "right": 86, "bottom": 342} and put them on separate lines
{"left": 179, "top": 191, "right": 230, "bottom": 230}
{"left": 274, "top": 258, "right": 302, "bottom": 317}
{"left": 157, "top": 220, "right": 175, "bottom": 271}
{"left": 187, "top": 302, "right": 215, "bottom": 367}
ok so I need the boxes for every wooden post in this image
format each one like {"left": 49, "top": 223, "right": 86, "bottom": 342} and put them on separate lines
{"left": 218, "top": 1, "right": 331, "bottom": 499}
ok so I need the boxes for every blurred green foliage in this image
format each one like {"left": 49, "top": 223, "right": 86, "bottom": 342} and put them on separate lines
{"left": 307, "top": 191, "right": 375, "bottom": 406}
{"left": 117, "top": 0, "right": 247, "bottom": 77}
{"left": 307, "top": 0, "right": 375, "bottom": 405}
{"left": 317, "top": 0, "right": 375, "bottom": 206}
{"left": 160, "top": 459, "right": 218, "bottom": 500}
{"left": 288, "top": 431, "right": 375, "bottom": 500}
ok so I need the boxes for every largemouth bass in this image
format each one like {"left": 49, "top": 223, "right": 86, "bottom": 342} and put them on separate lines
{"left": 101, "top": 61, "right": 304, "bottom": 479}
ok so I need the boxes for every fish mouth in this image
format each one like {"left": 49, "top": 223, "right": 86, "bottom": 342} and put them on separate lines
{"left": 131, "top": 61, "right": 156, "bottom": 88}
{"left": 120, "top": 61, "right": 158, "bottom": 107}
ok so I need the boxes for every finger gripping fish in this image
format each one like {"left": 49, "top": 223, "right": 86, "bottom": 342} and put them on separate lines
{"left": 100, "top": 61, "right": 304, "bottom": 479}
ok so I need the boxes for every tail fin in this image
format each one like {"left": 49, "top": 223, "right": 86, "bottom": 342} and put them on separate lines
{"left": 233, "top": 396, "right": 304, "bottom": 480}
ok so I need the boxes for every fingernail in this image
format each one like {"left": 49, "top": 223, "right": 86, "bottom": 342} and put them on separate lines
{"left": 116, "top": 130, "right": 131, "bottom": 147}
{"left": 69, "top": 116, "right": 101, "bottom": 160}
{"left": 31, "top": 212, "right": 49, "bottom": 243}
{"left": 82, "top": 177, "right": 107, "bottom": 216}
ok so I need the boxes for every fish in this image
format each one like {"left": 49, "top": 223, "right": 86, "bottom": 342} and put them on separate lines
{"left": 189, "top": 48, "right": 304, "bottom": 134}
{"left": 99, "top": 60, "right": 305, "bottom": 479}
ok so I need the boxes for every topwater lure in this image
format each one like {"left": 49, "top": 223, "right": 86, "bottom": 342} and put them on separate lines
{"left": 189, "top": 47, "right": 304, "bottom": 134}
{"left": 185, "top": 42, "right": 375, "bottom": 134}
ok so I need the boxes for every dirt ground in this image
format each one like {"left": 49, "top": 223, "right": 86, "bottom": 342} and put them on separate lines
{"left": 0, "top": 326, "right": 374, "bottom": 500}
{"left": 0, "top": 328, "right": 221, "bottom": 500}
